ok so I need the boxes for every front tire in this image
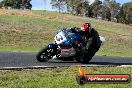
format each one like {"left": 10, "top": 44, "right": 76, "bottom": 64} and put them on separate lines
{"left": 36, "top": 46, "right": 54, "bottom": 62}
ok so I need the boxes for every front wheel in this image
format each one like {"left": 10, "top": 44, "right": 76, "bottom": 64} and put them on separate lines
{"left": 36, "top": 46, "right": 54, "bottom": 62}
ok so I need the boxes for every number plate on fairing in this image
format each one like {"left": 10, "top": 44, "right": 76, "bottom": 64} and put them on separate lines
{"left": 54, "top": 31, "right": 67, "bottom": 44}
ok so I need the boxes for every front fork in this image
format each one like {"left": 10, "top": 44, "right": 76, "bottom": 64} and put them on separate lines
{"left": 48, "top": 44, "right": 61, "bottom": 58}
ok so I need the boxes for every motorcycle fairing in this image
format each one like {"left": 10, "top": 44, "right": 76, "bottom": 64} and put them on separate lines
{"left": 55, "top": 29, "right": 82, "bottom": 46}
{"left": 48, "top": 44, "right": 57, "bottom": 49}
{"left": 60, "top": 45, "right": 76, "bottom": 57}
{"left": 54, "top": 30, "right": 67, "bottom": 44}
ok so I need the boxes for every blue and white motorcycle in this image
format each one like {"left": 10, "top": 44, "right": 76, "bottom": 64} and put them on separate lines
{"left": 36, "top": 28, "right": 105, "bottom": 63}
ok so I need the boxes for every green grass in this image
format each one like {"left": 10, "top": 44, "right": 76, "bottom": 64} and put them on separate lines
{"left": 0, "top": 11, "right": 132, "bottom": 57}
{"left": 0, "top": 67, "right": 132, "bottom": 88}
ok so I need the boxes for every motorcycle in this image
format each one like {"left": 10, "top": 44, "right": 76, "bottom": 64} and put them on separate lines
{"left": 36, "top": 28, "right": 106, "bottom": 63}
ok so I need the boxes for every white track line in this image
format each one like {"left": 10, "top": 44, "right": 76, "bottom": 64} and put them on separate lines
{"left": 1, "top": 65, "right": 132, "bottom": 70}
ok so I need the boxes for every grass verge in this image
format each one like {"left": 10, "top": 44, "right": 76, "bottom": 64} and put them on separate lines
{"left": 0, "top": 66, "right": 132, "bottom": 88}
{"left": 0, "top": 11, "right": 132, "bottom": 57}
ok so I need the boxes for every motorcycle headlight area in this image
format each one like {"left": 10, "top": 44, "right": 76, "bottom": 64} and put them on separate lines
{"left": 48, "top": 44, "right": 56, "bottom": 49}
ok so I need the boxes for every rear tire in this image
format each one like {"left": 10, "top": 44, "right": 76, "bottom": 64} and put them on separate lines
{"left": 76, "top": 52, "right": 95, "bottom": 64}
{"left": 36, "top": 46, "right": 54, "bottom": 62}
{"left": 58, "top": 57, "right": 75, "bottom": 61}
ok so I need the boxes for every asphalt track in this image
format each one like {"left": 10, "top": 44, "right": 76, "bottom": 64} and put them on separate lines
{"left": 0, "top": 52, "right": 132, "bottom": 69}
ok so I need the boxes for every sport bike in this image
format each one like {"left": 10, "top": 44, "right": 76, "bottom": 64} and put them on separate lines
{"left": 36, "top": 28, "right": 105, "bottom": 63}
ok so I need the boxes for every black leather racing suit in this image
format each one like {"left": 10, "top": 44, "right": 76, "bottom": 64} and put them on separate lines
{"left": 70, "top": 27, "right": 101, "bottom": 56}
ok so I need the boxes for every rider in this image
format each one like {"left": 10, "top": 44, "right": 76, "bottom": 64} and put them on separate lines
{"left": 70, "top": 23, "right": 101, "bottom": 56}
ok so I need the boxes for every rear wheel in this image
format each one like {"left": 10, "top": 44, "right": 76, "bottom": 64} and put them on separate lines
{"left": 75, "top": 52, "right": 95, "bottom": 64}
{"left": 36, "top": 47, "right": 54, "bottom": 62}
{"left": 58, "top": 57, "right": 75, "bottom": 61}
